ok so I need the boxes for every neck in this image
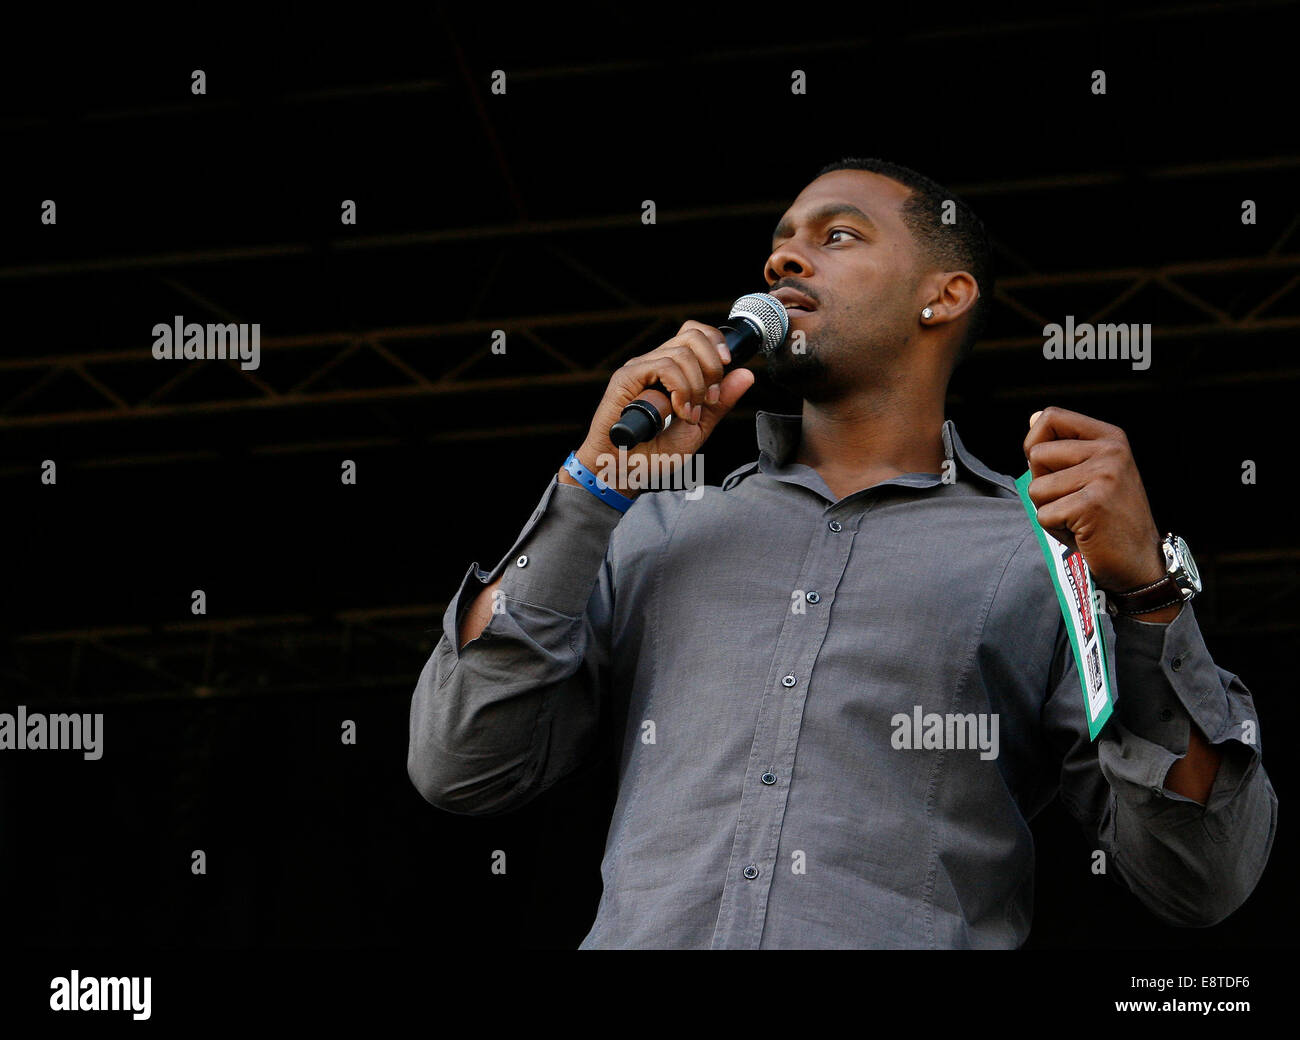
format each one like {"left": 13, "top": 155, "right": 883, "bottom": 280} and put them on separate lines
{"left": 792, "top": 386, "right": 947, "bottom": 497}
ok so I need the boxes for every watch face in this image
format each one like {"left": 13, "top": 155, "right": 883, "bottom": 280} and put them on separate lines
{"left": 1172, "top": 535, "right": 1202, "bottom": 593}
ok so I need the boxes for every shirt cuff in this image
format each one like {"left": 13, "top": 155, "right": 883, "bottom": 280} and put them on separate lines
{"left": 1109, "top": 603, "right": 1262, "bottom": 813}
{"left": 441, "top": 473, "right": 625, "bottom": 649}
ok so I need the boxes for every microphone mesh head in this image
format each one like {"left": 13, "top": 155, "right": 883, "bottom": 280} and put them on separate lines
{"left": 729, "top": 292, "right": 789, "bottom": 353}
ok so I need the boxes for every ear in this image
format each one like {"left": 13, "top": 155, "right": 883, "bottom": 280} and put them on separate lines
{"left": 922, "top": 271, "right": 979, "bottom": 327}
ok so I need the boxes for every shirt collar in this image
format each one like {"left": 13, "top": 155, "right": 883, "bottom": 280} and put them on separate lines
{"left": 751, "top": 409, "right": 1017, "bottom": 496}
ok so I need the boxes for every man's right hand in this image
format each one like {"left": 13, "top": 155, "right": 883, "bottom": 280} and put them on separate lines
{"left": 465, "top": 321, "right": 755, "bottom": 648}
{"left": 560, "top": 320, "right": 757, "bottom": 498}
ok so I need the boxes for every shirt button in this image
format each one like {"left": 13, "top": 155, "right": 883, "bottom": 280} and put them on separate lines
{"left": 805, "top": 591, "right": 820, "bottom": 604}
{"left": 782, "top": 674, "right": 797, "bottom": 687}
{"left": 828, "top": 520, "right": 842, "bottom": 532}
{"left": 761, "top": 771, "right": 777, "bottom": 784}
{"left": 516, "top": 555, "right": 529, "bottom": 567}
{"left": 1159, "top": 708, "right": 1174, "bottom": 721}
{"left": 743, "top": 865, "right": 759, "bottom": 879}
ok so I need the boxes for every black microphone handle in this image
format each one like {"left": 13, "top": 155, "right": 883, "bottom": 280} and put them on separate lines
{"left": 608, "top": 319, "right": 763, "bottom": 448}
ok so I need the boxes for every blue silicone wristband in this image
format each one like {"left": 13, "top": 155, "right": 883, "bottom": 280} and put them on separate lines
{"left": 563, "top": 450, "right": 634, "bottom": 513}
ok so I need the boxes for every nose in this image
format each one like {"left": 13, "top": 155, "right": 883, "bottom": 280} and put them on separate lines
{"left": 765, "top": 240, "right": 811, "bottom": 285}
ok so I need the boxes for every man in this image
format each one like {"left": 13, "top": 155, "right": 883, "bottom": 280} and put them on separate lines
{"left": 407, "top": 157, "right": 1276, "bottom": 948}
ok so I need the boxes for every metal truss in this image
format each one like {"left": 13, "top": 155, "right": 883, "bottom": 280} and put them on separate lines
{"left": 3, "top": 546, "right": 1296, "bottom": 706}
{"left": 1, "top": 604, "right": 437, "bottom": 706}
{"left": 2, "top": 160, "right": 1298, "bottom": 453}
{"left": 4, "top": 0, "right": 1297, "bottom": 467}
{"left": 3, "top": 250, "right": 1299, "bottom": 431}
{"left": 4, "top": 6, "right": 1297, "bottom": 702}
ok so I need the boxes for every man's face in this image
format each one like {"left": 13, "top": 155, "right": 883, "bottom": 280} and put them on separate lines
{"left": 763, "top": 170, "right": 923, "bottom": 402}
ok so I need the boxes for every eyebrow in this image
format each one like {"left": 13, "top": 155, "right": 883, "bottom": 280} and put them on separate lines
{"left": 771, "top": 203, "right": 878, "bottom": 249}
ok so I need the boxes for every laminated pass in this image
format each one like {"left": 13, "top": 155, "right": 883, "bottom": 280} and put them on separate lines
{"left": 1015, "top": 470, "right": 1115, "bottom": 740}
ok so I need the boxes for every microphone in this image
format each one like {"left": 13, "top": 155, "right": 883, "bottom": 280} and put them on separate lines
{"left": 608, "top": 292, "right": 790, "bottom": 448}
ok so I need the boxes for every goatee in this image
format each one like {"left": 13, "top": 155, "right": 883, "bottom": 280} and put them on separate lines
{"left": 766, "top": 342, "right": 834, "bottom": 402}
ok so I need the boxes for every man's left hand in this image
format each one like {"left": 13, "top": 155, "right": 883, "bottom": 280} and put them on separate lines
{"left": 1023, "top": 406, "right": 1166, "bottom": 594}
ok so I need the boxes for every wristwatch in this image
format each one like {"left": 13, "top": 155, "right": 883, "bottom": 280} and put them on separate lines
{"left": 1106, "top": 533, "right": 1202, "bottom": 616}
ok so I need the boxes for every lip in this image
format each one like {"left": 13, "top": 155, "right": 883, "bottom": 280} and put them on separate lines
{"left": 772, "top": 287, "right": 818, "bottom": 312}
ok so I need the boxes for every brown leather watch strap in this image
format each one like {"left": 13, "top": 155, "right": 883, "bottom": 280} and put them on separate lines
{"left": 1108, "top": 574, "right": 1185, "bottom": 615}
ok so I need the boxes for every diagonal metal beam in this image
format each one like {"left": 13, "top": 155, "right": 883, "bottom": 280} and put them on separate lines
{"left": 5, "top": 157, "right": 1298, "bottom": 282}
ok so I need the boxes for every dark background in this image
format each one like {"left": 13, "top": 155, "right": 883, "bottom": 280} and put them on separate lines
{"left": 1, "top": 1, "right": 1295, "bottom": 962}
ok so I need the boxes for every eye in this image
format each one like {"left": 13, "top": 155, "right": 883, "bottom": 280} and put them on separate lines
{"left": 827, "top": 228, "right": 857, "bottom": 243}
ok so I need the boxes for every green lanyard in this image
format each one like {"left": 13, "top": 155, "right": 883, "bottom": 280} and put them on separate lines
{"left": 1015, "top": 470, "right": 1115, "bottom": 741}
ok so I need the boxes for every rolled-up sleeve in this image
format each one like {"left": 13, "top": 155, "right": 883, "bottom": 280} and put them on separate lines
{"left": 407, "top": 475, "right": 624, "bottom": 816}
{"left": 1050, "top": 603, "right": 1277, "bottom": 927}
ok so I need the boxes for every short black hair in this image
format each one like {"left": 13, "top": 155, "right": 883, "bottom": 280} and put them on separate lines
{"left": 814, "top": 157, "right": 993, "bottom": 365}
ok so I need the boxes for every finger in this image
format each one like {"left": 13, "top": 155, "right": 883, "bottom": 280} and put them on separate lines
{"left": 1023, "top": 405, "right": 1118, "bottom": 458}
{"left": 668, "top": 331, "right": 727, "bottom": 402}
{"left": 1042, "top": 527, "right": 1078, "bottom": 554}
{"left": 658, "top": 355, "right": 703, "bottom": 424}
{"left": 643, "top": 338, "right": 711, "bottom": 414}
{"left": 1025, "top": 465, "right": 1090, "bottom": 508}
{"left": 696, "top": 367, "right": 755, "bottom": 440}
{"left": 661, "top": 344, "right": 709, "bottom": 418}
{"left": 626, "top": 355, "right": 695, "bottom": 423}
{"left": 677, "top": 329, "right": 729, "bottom": 390}
{"left": 677, "top": 321, "right": 731, "bottom": 364}
{"left": 1033, "top": 486, "right": 1093, "bottom": 545}
{"left": 1025, "top": 438, "right": 1097, "bottom": 480}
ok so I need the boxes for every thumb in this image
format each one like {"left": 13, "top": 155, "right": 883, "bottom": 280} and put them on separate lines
{"left": 696, "top": 367, "right": 756, "bottom": 440}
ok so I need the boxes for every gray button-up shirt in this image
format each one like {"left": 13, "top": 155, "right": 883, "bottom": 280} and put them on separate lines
{"left": 407, "top": 411, "right": 1276, "bottom": 948}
